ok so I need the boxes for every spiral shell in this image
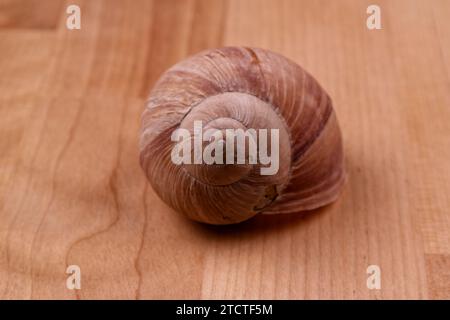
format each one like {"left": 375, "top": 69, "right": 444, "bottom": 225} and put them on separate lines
{"left": 140, "top": 47, "right": 345, "bottom": 225}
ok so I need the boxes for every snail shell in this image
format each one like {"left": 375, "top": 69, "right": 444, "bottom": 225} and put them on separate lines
{"left": 140, "top": 47, "right": 345, "bottom": 225}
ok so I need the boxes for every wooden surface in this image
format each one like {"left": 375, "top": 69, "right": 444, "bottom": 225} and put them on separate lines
{"left": 0, "top": 0, "right": 449, "bottom": 299}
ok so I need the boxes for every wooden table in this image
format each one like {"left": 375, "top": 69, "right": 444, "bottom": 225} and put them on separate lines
{"left": 0, "top": 0, "right": 449, "bottom": 299}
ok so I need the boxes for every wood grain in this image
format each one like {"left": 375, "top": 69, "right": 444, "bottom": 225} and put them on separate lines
{"left": 0, "top": 0, "right": 449, "bottom": 299}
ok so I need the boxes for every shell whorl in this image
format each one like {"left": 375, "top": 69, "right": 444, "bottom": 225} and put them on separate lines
{"left": 140, "top": 47, "right": 345, "bottom": 224}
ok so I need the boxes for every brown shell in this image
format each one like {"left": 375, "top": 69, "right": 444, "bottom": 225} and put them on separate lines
{"left": 140, "top": 47, "right": 345, "bottom": 225}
